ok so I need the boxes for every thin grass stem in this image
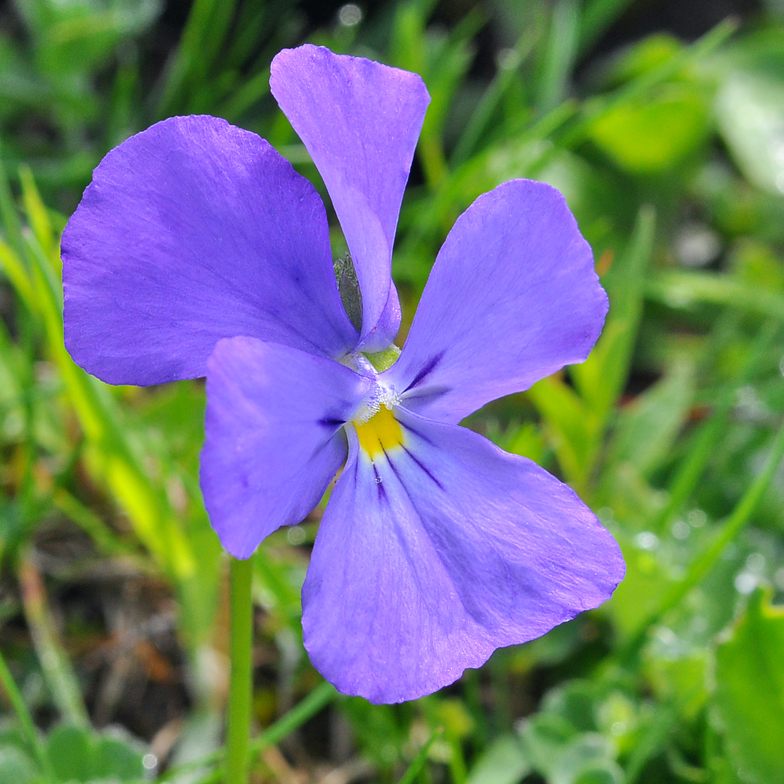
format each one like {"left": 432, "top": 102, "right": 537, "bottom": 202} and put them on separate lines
{"left": 620, "top": 416, "right": 784, "bottom": 664}
{"left": 398, "top": 727, "right": 444, "bottom": 784}
{"left": 225, "top": 556, "right": 253, "bottom": 784}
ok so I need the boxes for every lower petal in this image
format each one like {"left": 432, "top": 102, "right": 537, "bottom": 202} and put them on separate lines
{"left": 200, "top": 337, "right": 372, "bottom": 559}
{"left": 302, "top": 409, "right": 624, "bottom": 703}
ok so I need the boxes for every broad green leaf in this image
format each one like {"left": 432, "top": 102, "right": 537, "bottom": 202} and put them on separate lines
{"left": 46, "top": 724, "right": 90, "bottom": 782}
{"left": 598, "top": 34, "right": 683, "bottom": 85}
{"left": 716, "top": 69, "right": 784, "bottom": 196}
{"left": 0, "top": 744, "right": 38, "bottom": 784}
{"left": 519, "top": 713, "right": 578, "bottom": 777}
{"left": 542, "top": 680, "right": 599, "bottom": 733}
{"left": 551, "top": 735, "right": 621, "bottom": 784}
{"left": 714, "top": 588, "right": 784, "bottom": 784}
{"left": 729, "top": 238, "right": 784, "bottom": 290}
{"left": 91, "top": 733, "right": 145, "bottom": 780}
{"left": 590, "top": 83, "right": 710, "bottom": 173}
{"left": 605, "top": 362, "right": 695, "bottom": 479}
{"left": 466, "top": 735, "right": 530, "bottom": 784}
{"left": 519, "top": 686, "right": 623, "bottom": 784}
{"left": 45, "top": 723, "right": 145, "bottom": 783}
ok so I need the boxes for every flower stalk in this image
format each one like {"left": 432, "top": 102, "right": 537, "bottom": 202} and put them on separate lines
{"left": 226, "top": 556, "right": 253, "bottom": 784}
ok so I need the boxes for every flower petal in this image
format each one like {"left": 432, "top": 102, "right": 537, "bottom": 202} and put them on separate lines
{"left": 385, "top": 180, "right": 608, "bottom": 423}
{"left": 200, "top": 337, "right": 372, "bottom": 559}
{"left": 302, "top": 409, "right": 624, "bottom": 703}
{"left": 63, "top": 115, "right": 357, "bottom": 386}
{"left": 270, "top": 45, "right": 430, "bottom": 348}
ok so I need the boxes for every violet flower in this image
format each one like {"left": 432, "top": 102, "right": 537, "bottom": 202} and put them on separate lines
{"left": 62, "top": 45, "right": 625, "bottom": 704}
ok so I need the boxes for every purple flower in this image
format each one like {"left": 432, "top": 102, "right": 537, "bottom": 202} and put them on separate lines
{"left": 62, "top": 45, "right": 625, "bottom": 704}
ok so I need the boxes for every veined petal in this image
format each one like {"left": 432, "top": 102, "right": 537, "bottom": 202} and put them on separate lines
{"left": 302, "top": 408, "right": 624, "bottom": 703}
{"left": 270, "top": 45, "right": 430, "bottom": 349}
{"left": 385, "top": 180, "right": 608, "bottom": 423}
{"left": 200, "top": 337, "right": 372, "bottom": 559}
{"left": 63, "top": 115, "right": 357, "bottom": 386}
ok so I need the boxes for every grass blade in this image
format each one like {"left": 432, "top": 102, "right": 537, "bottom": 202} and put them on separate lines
{"left": 621, "top": 416, "right": 784, "bottom": 660}
{"left": 0, "top": 648, "right": 55, "bottom": 782}
{"left": 398, "top": 726, "right": 444, "bottom": 784}
{"left": 18, "top": 550, "right": 90, "bottom": 728}
{"left": 534, "top": 0, "right": 581, "bottom": 115}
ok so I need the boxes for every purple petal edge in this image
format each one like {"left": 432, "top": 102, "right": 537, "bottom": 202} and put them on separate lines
{"left": 200, "top": 337, "right": 372, "bottom": 559}
{"left": 302, "top": 408, "right": 624, "bottom": 703}
{"left": 385, "top": 179, "right": 608, "bottom": 424}
{"left": 63, "top": 115, "right": 357, "bottom": 386}
{"left": 271, "top": 45, "right": 429, "bottom": 347}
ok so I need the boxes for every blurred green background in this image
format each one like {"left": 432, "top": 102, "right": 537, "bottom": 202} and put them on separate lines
{"left": 2, "top": 0, "right": 784, "bottom": 782}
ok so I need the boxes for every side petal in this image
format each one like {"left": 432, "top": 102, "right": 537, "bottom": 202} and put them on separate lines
{"left": 63, "top": 115, "right": 357, "bottom": 386}
{"left": 302, "top": 409, "right": 624, "bottom": 703}
{"left": 200, "top": 337, "right": 372, "bottom": 559}
{"left": 270, "top": 45, "right": 430, "bottom": 348}
{"left": 385, "top": 179, "right": 608, "bottom": 423}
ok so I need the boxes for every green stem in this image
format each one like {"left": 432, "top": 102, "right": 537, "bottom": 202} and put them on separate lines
{"left": 226, "top": 556, "right": 253, "bottom": 784}
{"left": 164, "top": 681, "right": 337, "bottom": 784}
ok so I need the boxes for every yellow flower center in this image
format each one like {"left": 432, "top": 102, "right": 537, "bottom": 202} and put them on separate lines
{"left": 354, "top": 405, "right": 404, "bottom": 457}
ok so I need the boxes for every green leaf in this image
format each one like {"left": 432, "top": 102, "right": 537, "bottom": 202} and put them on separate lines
{"left": 91, "top": 733, "right": 145, "bottom": 780}
{"left": 46, "top": 724, "right": 90, "bottom": 782}
{"left": 716, "top": 68, "right": 784, "bottom": 196}
{"left": 519, "top": 713, "right": 577, "bottom": 777}
{"left": 466, "top": 735, "right": 530, "bottom": 784}
{"left": 598, "top": 34, "right": 684, "bottom": 85}
{"left": 714, "top": 588, "right": 784, "bottom": 784}
{"left": 589, "top": 83, "right": 711, "bottom": 173}
{"left": 605, "top": 361, "right": 695, "bottom": 479}
{"left": 0, "top": 744, "right": 38, "bottom": 784}
{"left": 551, "top": 735, "right": 621, "bottom": 784}
{"left": 45, "top": 724, "right": 145, "bottom": 783}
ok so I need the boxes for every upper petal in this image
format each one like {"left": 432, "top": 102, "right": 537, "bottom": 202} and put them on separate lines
{"left": 63, "top": 115, "right": 357, "bottom": 386}
{"left": 270, "top": 45, "right": 430, "bottom": 349}
{"left": 385, "top": 179, "right": 608, "bottom": 423}
{"left": 302, "top": 409, "right": 624, "bottom": 703}
{"left": 200, "top": 337, "right": 373, "bottom": 559}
